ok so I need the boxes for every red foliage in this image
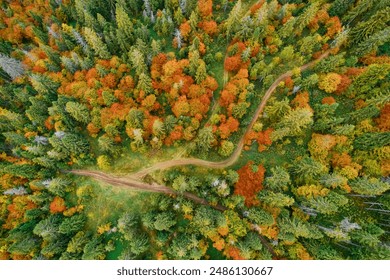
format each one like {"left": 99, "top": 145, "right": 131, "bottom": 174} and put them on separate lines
{"left": 234, "top": 161, "right": 265, "bottom": 206}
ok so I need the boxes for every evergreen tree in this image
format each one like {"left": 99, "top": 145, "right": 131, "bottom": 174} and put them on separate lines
{"left": 84, "top": 27, "right": 111, "bottom": 59}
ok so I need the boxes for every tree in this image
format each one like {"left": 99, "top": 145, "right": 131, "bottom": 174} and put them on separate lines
{"left": 291, "top": 157, "right": 327, "bottom": 184}
{"left": 225, "top": 0, "right": 242, "bottom": 38}
{"left": 195, "top": 127, "right": 215, "bottom": 153}
{"left": 84, "top": 27, "right": 111, "bottom": 59}
{"left": 353, "top": 27, "right": 390, "bottom": 57}
{"left": 66, "top": 231, "right": 90, "bottom": 254}
{"left": 271, "top": 108, "right": 313, "bottom": 142}
{"left": 219, "top": 140, "right": 234, "bottom": 157}
{"left": 264, "top": 166, "right": 291, "bottom": 192}
{"left": 258, "top": 190, "right": 294, "bottom": 208}
{"left": 318, "top": 73, "right": 342, "bottom": 93}
{"left": 350, "top": 177, "right": 390, "bottom": 196}
{"left": 116, "top": 5, "right": 134, "bottom": 40}
{"left": 248, "top": 208, "right": 274, "bottom": 226}
{"left": 82, "top": 236, "right": 106, "bottom": 260}
{"left": 154, "top": 212, "right": 176, "bottom": 231}
{"left": 0, "top": 53, "right": 25, "bottom": 80}
{"left": 195, "top": 61, "right": 207, "bottom": 84}
{"left": 59, "top": 215, "right": 86, "bottom": 236}
{"left": 65, "top": 101, "right": 91, "bottom": 124}
{"left": 33, "top": 215, "right": 62, "bottom": 242}
{"left": 235, "top": 162, "right": 265, "bottom": 207}
{"left": 127, "top": 109, "right": 144, "bottom": 129}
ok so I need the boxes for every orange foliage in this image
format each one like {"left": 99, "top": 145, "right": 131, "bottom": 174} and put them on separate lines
{"left": 322, "top": 96, "right": 336, "bottom": 105}
{"left": 331, "top": 152, "right": 352, "bottom": 168}
{"left": 291, "top": 92, "right": 310, "bottom": 109}
{"left": 326, "top": 17, "right": 342, "bottom": 38}
{"left": 375, "top": 104, "right": 390, "bottom": 131}
{"left": 335, "top": 75, "right": 352, "bottom": 95}
{"left": 213, "top": 238, "right": 225, "bottom": 251}
{"left": 235, "top": 162, "right": 265, "bottom": 207}
{"left": 218, "top": 117, "right": 239, "bottom": 139}
{"left": 225, "top": 246, "right": 245, "bottom": 260}
{"left": 224, "top": 56, "right": 242, "bottom": 72}
{"left": 165, "top": 125, "right": 184, "bottom": 146}
{"left": 44, "top": 116, "right": 54, "bottom": 130}
{"left": 180, "top": 21, "right": 191, "bottom": 38}
{"left": 219, "top": 90, "right": 236, "bottom": 107}
{"left": 50, "top": 196, "right": 66, "bottom": 213}
{"left": 101, "top": 73, "right": 117, "bottom": 89}
{"left": 250, "top": 1, "right": 264, "bottom": 14}
{"left": 259, "top": 225, "right": 279, "bottom": 240}
{"left": 172, "top": 96, "right": 190, "bottom": 117}
{"left": 256, "top": 128, "right": 273, "bottom": 152}
{"left": 189, "top": 97, "right": 210, "bottom": 117}
{"left": 199, "top": 41, "right": 206, "bottom": 55}
{"left": 285, "top": 76, "right": 294, "bottom": 90}
{"left": 360, "top": 55, "right": 390, "bottom": 65}
{"left": 217, "top": 226, "right": 229, "bottom": 236}
{"left": 4, "top": 196, "right": 36, "bottom": 230}
{"left": 199, "top": 20, "right": 218, "bottom": 36}
{"left": 87, "top": 122, "right": 101, "bottom": 136}
{"left": 198, "top": 0, "right": 213, "bottom": 18}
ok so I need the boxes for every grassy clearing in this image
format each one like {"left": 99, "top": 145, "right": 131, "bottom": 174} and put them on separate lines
{"left": 79, "top": 177, "right": 152, "bottom": 230}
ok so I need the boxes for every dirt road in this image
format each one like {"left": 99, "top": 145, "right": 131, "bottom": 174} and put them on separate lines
{"left": 131, "top": 51, "right": 330, "bottom": 178}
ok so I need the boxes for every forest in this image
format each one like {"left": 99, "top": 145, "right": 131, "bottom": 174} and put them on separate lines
{"left": 0, "top": 0, "right": 389, "bottom": 260}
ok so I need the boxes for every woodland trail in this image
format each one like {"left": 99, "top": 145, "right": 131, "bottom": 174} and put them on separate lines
{"left": 129, "top": 50, "right": 331, "bottom": 178}
{"left": 71, "top": 52, "right": 330, "bottom": 259}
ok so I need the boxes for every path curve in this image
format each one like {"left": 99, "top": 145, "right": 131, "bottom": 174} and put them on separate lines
{"left": 131, "top": 51, "right": 330, "bottom": 178}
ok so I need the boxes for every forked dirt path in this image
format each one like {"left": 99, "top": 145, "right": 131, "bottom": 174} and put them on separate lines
{"left": 71, "top": 51, "right": 330, "bottom": 257}
{"left": 129, "top": 50, "right": 330, "bottom": 178}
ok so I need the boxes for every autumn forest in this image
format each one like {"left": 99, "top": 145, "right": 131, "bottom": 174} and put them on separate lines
{"left": 0, "top": 0, "right": 389, "bottom": 260}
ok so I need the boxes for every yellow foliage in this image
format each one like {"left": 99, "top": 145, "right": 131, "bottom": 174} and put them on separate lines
{"left": 338, "top": 165, "right": 359, "bottom": 179}
{"left": 97, "top": 155, "right": 110, "bottom": 170}
{"left": 308, "top": 133, "right": 336, "bottom": 163}
{"left": 296, "top": 185, "right": 330, "bottom": 198}
{"left": 97, "top": 223, "right": 111, "bottom": 235}
{"left": 318, "top": 73, "right": 342, "bottom": 93}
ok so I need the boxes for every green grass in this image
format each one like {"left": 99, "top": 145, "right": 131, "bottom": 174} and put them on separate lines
{"left": 79, "top": 177, "right": 152, "bottom": 230}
